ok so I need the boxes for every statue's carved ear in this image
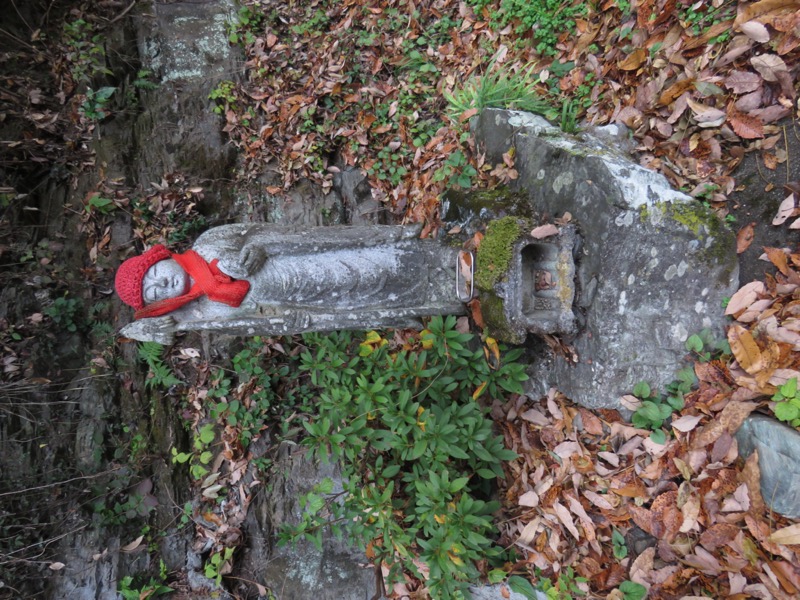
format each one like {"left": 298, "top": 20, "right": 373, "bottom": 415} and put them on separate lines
{"left": 119, "top": 317, "right": 176, "bottom": 345}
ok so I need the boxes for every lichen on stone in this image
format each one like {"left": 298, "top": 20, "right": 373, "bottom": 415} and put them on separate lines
{"left": 645, "top": 200, "right": 736, "bottom": 284}
{"left": 475, "top": 216, "right": 524, "bottom": 291}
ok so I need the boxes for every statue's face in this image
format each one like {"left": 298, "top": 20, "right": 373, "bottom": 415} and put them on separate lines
{"left": 142, "top": 259, "right": 189, "bottom": 304}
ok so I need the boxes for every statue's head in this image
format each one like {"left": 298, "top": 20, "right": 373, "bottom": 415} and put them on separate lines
{"left": 115, "top": 245, "right": 189, "bottom": 310}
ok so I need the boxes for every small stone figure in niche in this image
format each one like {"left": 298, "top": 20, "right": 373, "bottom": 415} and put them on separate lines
{"left": 115, "top": 223, "right": 466, "bottom": 343}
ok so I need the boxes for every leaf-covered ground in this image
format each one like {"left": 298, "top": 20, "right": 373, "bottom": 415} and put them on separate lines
{"left": 220, "top": 0, "right": 798, "bottom": 229}
{"left": 3, "top": 0, "right": 799, "bottom": 598}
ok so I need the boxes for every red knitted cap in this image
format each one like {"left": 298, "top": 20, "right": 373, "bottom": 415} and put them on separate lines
{"left": 115, "top": 245, "right": 172, "bottom": 310}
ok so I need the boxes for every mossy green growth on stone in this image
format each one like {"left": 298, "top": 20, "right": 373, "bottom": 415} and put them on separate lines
{"left": 475, "top": 216, "right": 524, "bottom": 291}
{"left": 479, "top": 291, "right": 525, "bottom": 344}
{"left": 645, "top": 200, "right": 736, "bottom": 284}
{"left": 668, "top": 201, "right": 722, "bottom": 235}
{"left": 443, "top": 187, "right": 533, "bottom": 220}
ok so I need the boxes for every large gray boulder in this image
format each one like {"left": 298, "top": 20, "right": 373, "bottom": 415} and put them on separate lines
{"left": 735, "top": 414, "right": 800, "bottom": 519}
{"left": 471, "top": 109, "right": 739, "bottom": 410}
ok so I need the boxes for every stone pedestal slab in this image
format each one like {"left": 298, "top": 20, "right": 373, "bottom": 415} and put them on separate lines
{"left": 471, "top": 109, "right": 739, "bottom": 410}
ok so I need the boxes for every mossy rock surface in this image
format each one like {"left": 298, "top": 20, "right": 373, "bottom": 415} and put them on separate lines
{"left": 479, "top": 291, "right": 525, "bottom": 345}
{"left": 475, "top": 216, "right": 525, "bottom": 291}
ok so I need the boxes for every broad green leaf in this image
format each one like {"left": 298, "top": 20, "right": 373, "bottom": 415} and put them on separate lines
{"left": 685, "top": 334, "right": 703, "bottom": 353}
{"left": 619, "top": 580, "right": 647, "bottom": 600}
{"left": 633, "top": 381, "right": 651, "bottom": 399}
{"left": 775, "top": 401, "right": 800, "bottom": 423}
{"left": 508, "top": 575, "right": 540, "bottom": 599}
{"left": 488, "top": 569, "right": 506, "bottom": 584}
{"left": 780, "top": 377, "right": 797, "bottom": 399}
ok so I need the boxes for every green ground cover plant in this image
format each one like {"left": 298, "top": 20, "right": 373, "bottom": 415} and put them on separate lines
{"left": 773, "top": 377, "right": 800, "bottom": 427}
{"left": 631, "top": 329, "right": 730, "bottom": 442}
{"left": 118, "top": 559, "right": 172, "bottom": 599}
{"left": 277, "top": 317, "right": 527, "bottom": 597}
{"left": 466, "top": 0, "right": 587, "bottom": 56}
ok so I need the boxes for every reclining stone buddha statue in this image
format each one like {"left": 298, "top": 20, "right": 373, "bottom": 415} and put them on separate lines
{"left": 115, "top": 223, "right": 468, "bottom": 343}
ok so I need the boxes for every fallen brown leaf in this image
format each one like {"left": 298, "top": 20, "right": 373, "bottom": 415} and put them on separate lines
{"left": 772, "top": 193, "right": 797, "bottom": 225}
{"left": 692, "top": 400, "right": 759, "bottom": 448}
{"left": 736, "top": 222, "right": 757, "bottom": 253}
{"left": 728, "top": 325, "right": 765, "bottom": 375}
{"left": 741, "top": 450, "right": 766, "bottom": 515}
{"left": 619, "top": 48, "right": 647, "bottom": 71}
{"left": 769, "top": 523, "right": 800, "bottom": 546}
{"left": 763, "top": 246, "right": 790, "bottom": 275}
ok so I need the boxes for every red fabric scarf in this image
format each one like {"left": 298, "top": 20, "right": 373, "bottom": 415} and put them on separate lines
{"left": 134, "top": 250, "right": 250, "bottom": 319}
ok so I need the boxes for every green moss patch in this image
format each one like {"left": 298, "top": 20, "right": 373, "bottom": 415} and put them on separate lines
{"left": 479, "top": 291, "right": 525, "bottom": 344}
{"left": 475, "top": 216, "right": 524, "bottom": 291}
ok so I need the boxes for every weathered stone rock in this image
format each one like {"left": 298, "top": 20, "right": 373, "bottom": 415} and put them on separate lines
{"left": 132, "top": 0, "right": 238, "bottom": 184}
{"left": 471, "top": 109, "right": 739, "bottom": 410}
{"left": 47, "top": 527, "right": 120, "bottom": 600}
{"left": 334, "top": 167, "right": 388, "bottom": 226}
{"left": 238, "top": 441, "right": 378, "bottom": 600}
{"left": 734, "top": 413, "right": 800, "bottom": 519}
{"left": 264, "top": 177, "right": 345, "bottom": 226}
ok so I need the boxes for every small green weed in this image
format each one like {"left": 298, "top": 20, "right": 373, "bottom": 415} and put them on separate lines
{"left": 172, "top": 422, "right": 216, "bottom": 481}
{"left": 228, "top": 5, "right": 263, "bottom": 45}
{"left": 433, "top": 150, "right": 478, "bottom": 189}
{"left": 466, "top": 0, "right": 587, "bottom": 56}
{"left": 573, "top": 72, "right": 602, "bottom": 110}
{"left": 166, "top": 212, "right": 207, "bottom": 245}
{"left": 618, "top": 580, "right": 647, "bottom": 600}
{"left": 138, "top": 342, "right": 182, "bottom": 389}
{"left": 630, "top": 372, "right": 693, "bottom": 445}
{"left": 684, "top": 328, "right": 731, "bottom": 362}
{"left": 209, "top": 80, "right": 238, "bottom": 114}
{"left": 560, "top": 99, "right": 579, "bottom": 134}
{"left": 507, "top": 575, "right": 540, "bottom": 598}
{"left": 679, "top": 2, "right": 736, "bottom": 37}
{"left": 612, "top": 528, "right": 627, "bottom": 559}
{"left": 84, "top": 193, "right": 117, "bottom": 215}
{"left": 398, "top": 49, "right": 440, "bottom": 84}
{"left": 615, "top": 0, "right": 632, "bottom": 16}
{"left": 119, "top": 560, "right": 173, "bottom": 600}
{"left": 772, "top": 378, "right": 800, "bottom": 427}
{"left": 445, "top": 62, "right": 555, "bottom": 122}
{"left": 80, "top": 86, "right": 116, "bottom": 121}
{"left": 291, "top": 8, "right": 330, "bottom": 36}
{"left": 98, "top": 491, "right": 154, "bottom": 526}
{"left": 368, "top": 143, "right": 410, "bottom": 187}
{"left": 63, "top": 19, "right": 112, "bottom": 84}
{"left": 204, "top": 547, "right": 234, "bottom": 584}
{"left": 631, "top": 329, "right": 729, "bottom": 441}
{"left": 44, "top": 296, "right": 83, "bottom": 333}
{"left": 206, "top": 337, "right": 312, "bottom": 446}
{"left": 133, "top": 69, "right": 159, "bottom": 90}
{"left": 535, "top": 566, "right": 587, "bottom": 598}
